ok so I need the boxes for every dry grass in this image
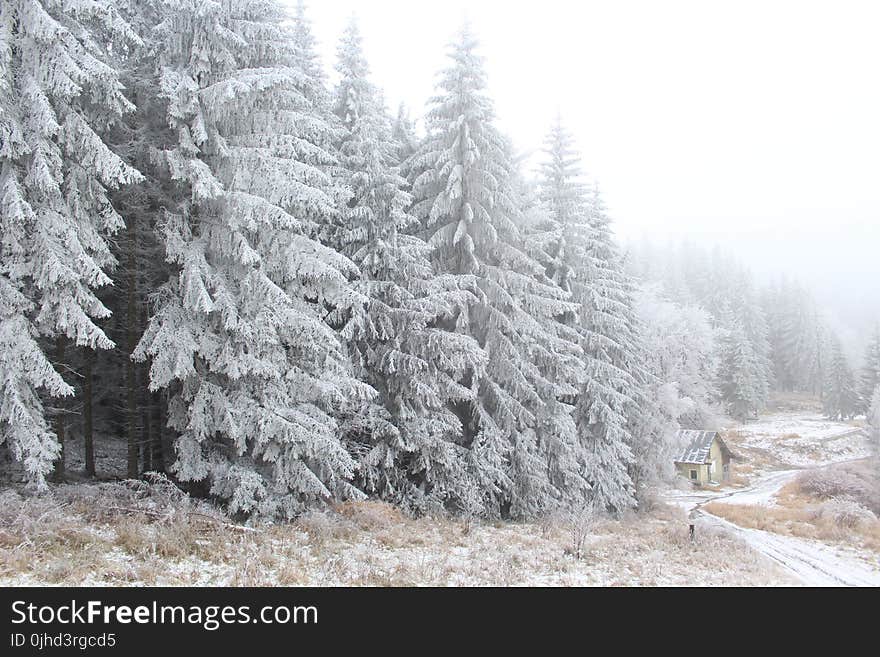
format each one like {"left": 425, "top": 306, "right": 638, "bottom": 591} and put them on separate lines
{"left": 0, "top": 481, "right": 794, "bottom": 586}
{"left": 703, "top": 461, "right": 880, "bottom": 553}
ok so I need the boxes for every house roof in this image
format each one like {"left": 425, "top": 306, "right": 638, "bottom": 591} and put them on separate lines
{"left": 674, "top": 430, "right": 726, "bottom": 464}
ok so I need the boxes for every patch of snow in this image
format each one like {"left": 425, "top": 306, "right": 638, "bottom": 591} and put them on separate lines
{"left": 725, "top": 412, "right": 869, "bottom": 470}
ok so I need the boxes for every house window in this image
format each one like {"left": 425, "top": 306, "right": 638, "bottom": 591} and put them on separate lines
{"left": 690, "top": 470, "right": 697, "bottom": 480}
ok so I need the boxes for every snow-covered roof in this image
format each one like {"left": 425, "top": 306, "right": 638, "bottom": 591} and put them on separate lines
{"left": 674, "top": 430, "right": 724, "bottom": 464}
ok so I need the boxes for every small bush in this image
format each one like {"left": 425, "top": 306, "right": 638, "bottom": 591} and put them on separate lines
{"left": 813, "top": 499, "right": 876, "bottom": 529}
{"left": 333, "top": 500, "right": 405, "bottom": 531}
{"left": 562, "top": 505, "right": 596, "bottom": 559}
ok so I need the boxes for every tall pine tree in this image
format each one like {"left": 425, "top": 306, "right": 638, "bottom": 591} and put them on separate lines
{"left": 331, "top": 19, "right": 485, "bottom": 513}
{"left": 408, "top": 26, "right": 579, "bottom": 517}
{"left": 0, "top": 0, "right": 141, "bottom": 486}
{"left": 858, "top": 325, "right": 880, "bottom": 414}
{"left": 535, "top": 117, "right": 650, "bottom": 512}
{"left": 132, "top": 0, "right": 369, "bottom": 518}
{"left": 822, "top": 335, "right": 859, "bottom": 421}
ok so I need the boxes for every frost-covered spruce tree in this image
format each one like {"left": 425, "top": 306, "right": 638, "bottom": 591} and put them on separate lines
{"left": 580, "top": 184, "right": 650, "bottom": 511}
{"left": 530, "top": 119, "right": 600, "bottom": 506}
{"left": 632, "top": 285, "right": 720, "bottom": 487}
{"left": 716, "top": 305, "right": 764, "bottom": 421}
{"left": 0, "top": 0, "right": 142, "bottom": 486}
{"left": 330, "top": 20, "right": 486, "bottom": 512}
{"left": 290, "top": 0, "right": 325, "bottom": 87}
{"left": 510, "top": 162, "right": 586, "bottom": 514}
{"left": 734, "top": 275, "right": 771, "bottom": 411}
{"left": 763, "top": 279, "right": 825, "bottom": 393}
{"left": 858, "top": 326, "right": 880, "bottom": 414}
{"left": 867, "top": 384, "right": 880, "bottom": 455}
{"left": 540, "top": 125, "right": 646, "bottom": 511}
{"left": 408, "top": 26, "right": 579, "bottom": 518}
{"left": 391, "top": 103, "right": 420, "bottom": 166}
{"left": 634, "top": 286, "right": 720, "bottom": 429}
{"left": 535, "top": 117, "right": 646, "bottom": 512}
{"left": 132, "top": 0, "right": 370, "bottom": 518}
{"left": 822, "top": 335, "right": 859, "bottom": 421}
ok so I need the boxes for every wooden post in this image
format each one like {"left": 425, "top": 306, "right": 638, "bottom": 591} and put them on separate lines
{"left": 689, "top": 524, "right": 695, "bottom": 542}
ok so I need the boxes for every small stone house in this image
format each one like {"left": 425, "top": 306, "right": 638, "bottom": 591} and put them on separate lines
{"left": 674, "top": 430, "right": 731, "bottom": 485}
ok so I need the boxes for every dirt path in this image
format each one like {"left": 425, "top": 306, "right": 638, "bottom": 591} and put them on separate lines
{"left": 668, "top": 423, "right": 880, "bottom": 586}
{"left": 697, "top": 510, "right": 880, "bottom": 586}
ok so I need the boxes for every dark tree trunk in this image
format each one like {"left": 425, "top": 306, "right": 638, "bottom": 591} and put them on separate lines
{"left": 141, "top": 361, "right": 152, "bottom": 472}
{"left": 51, "top": 337, "right": 66, "bottom": 482}
{"left": 83, "top": 347, "right": 95, "bottom": 477}
{"left": 126, "top": 230, "right": 139, "bottom": 479}
{"left": 152, "top": 391, "right": 166, "bottom": 473}
{"left": 139, "top": 306, "right": 154, "bottom": 472}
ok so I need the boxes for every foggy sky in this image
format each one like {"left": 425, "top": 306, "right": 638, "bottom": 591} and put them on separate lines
{"left": 286, "top": 0, "right": 879, "bottom": 345}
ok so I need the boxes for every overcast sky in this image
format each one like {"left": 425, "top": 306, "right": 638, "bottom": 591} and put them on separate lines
{"left": 285, "top": 0, "right": 879, "bottom": 341}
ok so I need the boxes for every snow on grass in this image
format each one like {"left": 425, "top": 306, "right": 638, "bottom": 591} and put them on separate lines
{"left": 697, "top": 510, "right": 880, "bottom": 586}
{"left": 723, "top": 412, "right": 869, "bottom": 473}
{"left": 0, "top": 484, "right": 794, "bottom": 587}
{"left": 692, "top": 453, "right": 880, "bottom": 585}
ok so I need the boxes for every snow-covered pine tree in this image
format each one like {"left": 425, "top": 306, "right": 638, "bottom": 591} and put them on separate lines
{"left": 408, "top": 26, "right": 580, "bottom": 518}
{"left": 535, "top": 117, "right": 644, "bottom": 512}
{"left": 0, "top": 0, "right": 142, "bottom": 486}
{"left": 534, "top": 117, "right": 590, "bottom": 294}
{"left": 858, "top": 325, "right": 880, "bottom": 414}
{"left": 580, "top": 184, "right": 650, "bottom": 511}
{"left": 513, "top": 157, "right": 587, "bottom": 513}
{"left": 803, "top": 308, "right": 829, "bottom": 398}
{"left": 733, "top": 274, "right": 772, "bottom": 412}
{"left": 716, "top": 305, "right": 763, "bottom": 422}
{"left": 131, "top": 0, "right": 370, "bottom": 518}
{"left": 763, "top": 278, "right": 825, "bottom": 394}
{"left": 868, "top": 384, "right": 880, "bottom": 455}
{"left": 391, "top": 103, "right": 420, "bottom": 166}
{"left": 330, "top": 19, "right": 486, "bottom": 513}
{"left": 290, "top": 0, "right": 325, "bottom": 87}
{"left": 634, "top": 285, "right": 720, "bottom": 428}
{"left": 822, "top": 335, "right": 859, "bottom": 421}
{"left": 286, "top": 1, "right": 356, "bottom": 257}
{"left": 531, "top": 119, "right": 601, "bottom": 507}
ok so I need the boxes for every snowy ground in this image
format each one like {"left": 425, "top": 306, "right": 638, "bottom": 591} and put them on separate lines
{"left": 722, "top": 412, "right": 869, "bottom": 473}
{"left": 2, "top": 411, "right": 873, "bottom": 587}
{"left": 0, "top": 482, "right": 792, "bottom": 587}
{"left": 666, "top": 412, "right": 879, "bottom": 586}
{"left": 699, "top": 509, "right": 880, "bottom": 586}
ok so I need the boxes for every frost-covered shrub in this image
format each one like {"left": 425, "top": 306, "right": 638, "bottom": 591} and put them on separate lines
{"left": 562, "top": 505, "right": 597, "bottom": 559}
{"left": 796, "top": 468, "right": 870, "bottom": 502}
{"left": 55, "top": 473, "right": 192, "bottom": 521}
{"left": 296, "top": 510, "right": 358, "bottom": 546}
{"left": 813, "top": 499, "right": 876, "bottom": 529}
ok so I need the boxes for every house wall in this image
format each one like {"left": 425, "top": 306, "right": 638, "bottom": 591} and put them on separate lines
{"left": 675, "top": 462, "right": 711, "bottom": 485}
{"left": 708, "top": 439, "right": 730, "bottom": 481}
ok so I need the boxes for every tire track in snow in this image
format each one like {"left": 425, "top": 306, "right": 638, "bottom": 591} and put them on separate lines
{"left": 695, "top": 510, "right": 880, "bottom": 586}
